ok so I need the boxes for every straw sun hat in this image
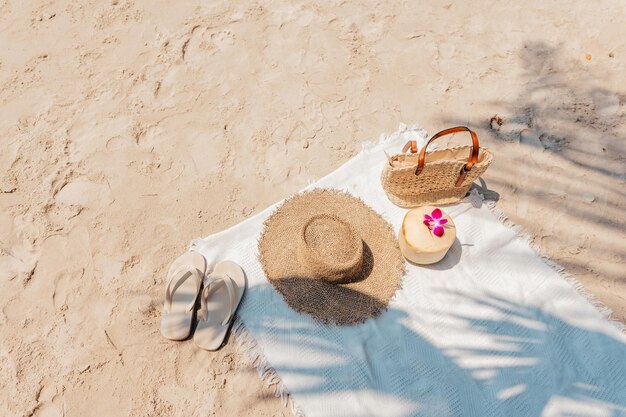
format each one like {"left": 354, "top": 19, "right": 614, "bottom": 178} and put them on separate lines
{"left": 258, "top": 189, "right": 405, "bottom": 325}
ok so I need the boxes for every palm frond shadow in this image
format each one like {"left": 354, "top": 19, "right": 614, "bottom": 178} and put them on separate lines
{"left": 440, "top": 40, "right": 626, "bottom": 310}
{"left": 430, "top": 290, "right": 626, "bottom": 416}
{"left": 241, "top": 283, "right": 626, "bottom": 417}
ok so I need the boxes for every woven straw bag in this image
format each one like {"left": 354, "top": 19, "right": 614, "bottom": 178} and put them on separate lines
{"left": 381, "top": 126, "right": 493, "bottom": 207}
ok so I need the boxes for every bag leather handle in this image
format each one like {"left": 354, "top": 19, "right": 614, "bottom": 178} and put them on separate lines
{"left": 401, "top": 140, "right": 418, "bottom": 154}
{"left": 402, "top": 126, "right": 480, "bottom": 187}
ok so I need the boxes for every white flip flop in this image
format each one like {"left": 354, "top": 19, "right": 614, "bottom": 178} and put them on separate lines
{"left": 160, "top": 251, "right": 206, "bottom": 341}
{"left": 194, "top": 260, "right": 246, "bottom": 351}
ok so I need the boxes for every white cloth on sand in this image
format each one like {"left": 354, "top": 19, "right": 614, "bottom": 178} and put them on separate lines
{"left": 191, "top": 124, "right": 626, "bottom": 417}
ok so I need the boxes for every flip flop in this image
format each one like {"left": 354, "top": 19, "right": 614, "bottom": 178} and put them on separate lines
{"left": 194, "top": 260, "right": 246, "bottom": 351}
{"left": 160, "top": 251, "right": 206, "bottom": 341}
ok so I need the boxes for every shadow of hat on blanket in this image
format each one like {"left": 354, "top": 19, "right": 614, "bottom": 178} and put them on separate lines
{"left": 239, "top": 284, "right": 626, "bottom": 417}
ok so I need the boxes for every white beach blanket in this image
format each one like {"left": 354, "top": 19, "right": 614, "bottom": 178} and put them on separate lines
{"left": 192, "top": 124, "right": 626, "bottom": 417}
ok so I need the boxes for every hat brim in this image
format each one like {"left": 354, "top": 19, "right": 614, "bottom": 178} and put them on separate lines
{"left": 258, "top": 189, "right": 405, "bottom": 325}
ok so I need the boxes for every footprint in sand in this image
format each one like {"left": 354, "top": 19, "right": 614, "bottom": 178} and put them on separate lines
{"left": 182, "top": 26, "right": 235, "bottom": 64}
{"left": 34, "top": 403, "right": 62, "bottom": 417}
{"left": 34, "top": 382, "right": 63, "bottom": 417}
{"left": 263, "top": 142, "right": 291, "bottom": 184}
{"left": 208, "top": 30, "right": 235, "bottom": 50}
{"left": 54, "top": 179, "right": 113, "bottom": 207}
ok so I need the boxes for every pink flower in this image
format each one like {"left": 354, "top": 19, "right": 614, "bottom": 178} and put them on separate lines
{"left": 423, "top": 208, "right": 448, "bottom": 237}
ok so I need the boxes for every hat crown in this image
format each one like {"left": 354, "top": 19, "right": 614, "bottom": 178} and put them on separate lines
{"left": 298, "top": 214, "right": 363, "bottom": 283}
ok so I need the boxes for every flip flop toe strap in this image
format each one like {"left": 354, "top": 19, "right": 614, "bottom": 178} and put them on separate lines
{"left": 164, "top": 267, "right": 203, "bottom": 314}
{"left": 200, "top": 275, "right": 238, "bottom": 325}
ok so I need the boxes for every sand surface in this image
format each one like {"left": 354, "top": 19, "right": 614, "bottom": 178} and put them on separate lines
{"left": 1, "top": 1, "right": 625, "bottom": 416}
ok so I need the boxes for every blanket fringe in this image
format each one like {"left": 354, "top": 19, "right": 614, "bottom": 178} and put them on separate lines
{"left": 480, "top": 195, "right": 626, "bottom": 334}
{"left": 232, "top": 320, "right": 307, "bottom": 417}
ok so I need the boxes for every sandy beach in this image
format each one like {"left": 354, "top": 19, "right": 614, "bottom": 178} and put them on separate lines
{"left": 1, "top": 1, "right": 625, "bottom": 416}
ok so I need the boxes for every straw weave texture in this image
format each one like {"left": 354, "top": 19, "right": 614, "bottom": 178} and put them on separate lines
{"left": 381, "top": 145, "right": 493, "bottom": 207}
{"left": 258, "top": 189, "right": 405, "bottom": 325}
{"left": 297, "top": 214, "right": 364, "bottom": 283}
